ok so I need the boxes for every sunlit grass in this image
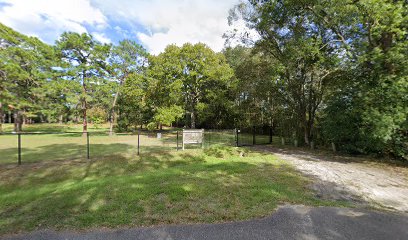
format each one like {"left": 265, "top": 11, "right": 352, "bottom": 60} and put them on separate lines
{"left": 0, "top": 145, "right": 348, "bottom": 235}
{"left": 0, "top": 124, "right": 348, "bottom": 234}
{"left": 0, "top": 127, "right": 237, "bottom": 165}
{"left": 1, "top": 123, "right": 112, "bottom": 133}
{"left": 0, "top": 132, "right": 180, "bottom": 164}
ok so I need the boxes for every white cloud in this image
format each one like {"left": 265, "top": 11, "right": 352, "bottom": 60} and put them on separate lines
{"left": 93, "top": 0, "right": 241, "bottom": 54}
{"left": 0, "top": 0, "right": 107, "bottom": 43}
{"left": 0, "top": 0, "right": 248, "bottom": 53}
{"left": 92, "top": 32, "right": 112, "bottom": 44}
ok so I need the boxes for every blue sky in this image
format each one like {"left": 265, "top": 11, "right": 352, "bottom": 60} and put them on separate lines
{"left": 0, "top": 0, "right": 244, "bottom": 54}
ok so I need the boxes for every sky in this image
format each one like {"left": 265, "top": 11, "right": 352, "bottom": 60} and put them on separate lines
{"left": 0, "top": 0, "right": 245, "bottom": 54}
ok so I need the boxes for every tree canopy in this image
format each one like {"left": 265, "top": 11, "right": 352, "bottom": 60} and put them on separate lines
{"left": 0, "top": 0, "right": 406, "bottom": 160}
{"left": 227, "top": 0, "right": 407, "bottom": 159}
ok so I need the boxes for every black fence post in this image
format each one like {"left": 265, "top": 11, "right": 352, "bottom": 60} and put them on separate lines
{"left": 236, "top": 128, "right": 239, "bottom": 147}
{"left": 269, "top": 126, "right": 273, "bottom": 144}
{"left": 176, "top": 131, "right": 179, "bottom": 151}
{"left": 208, "top": 130, "right": 211, "bottom": 148}
{"left": 87, "top": 132, "right": 90, "bottom": 159}
{"left": 18, "top": 133, "right": 21, "bottom": 165}
{"left": 252, "top": 126, "right": 256, "bottom": 145}
{"left": 137, "top": 130, "right": 140, "bottom": 156}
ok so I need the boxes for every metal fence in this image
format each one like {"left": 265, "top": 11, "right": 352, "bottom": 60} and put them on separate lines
{"left": 236, "top": 126, "right": 273, "bottom": 146}
{"left": 0, "top": 129, "right": 238, "bottom": 165}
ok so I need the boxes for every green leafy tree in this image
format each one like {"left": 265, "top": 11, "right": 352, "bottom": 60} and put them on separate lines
{"left": 88, "top": 106, "right": 107, "bottom": 128}
{"left": 0, "top": 23, "right": 54, "bottom": 131}
{"left": 229, "top": 0, "right": 407, "bottom": 159}
{"left": 317, "top": 0, "right": 408, "bottom": 158}
{"left": 117, "top": 73, "right": 149, "bottom": 131}
{"left": 148, "top": 43, "right": 234, "bottom": 129}
{"left": 107, "top": 40, "right": 148, "bottom": 134}
{"left": 224, "top": 46, "right": 278, "bottom": 128}
{"left": 228, "top": 0, "right": 341, "bottom": 145}
{"left": 56, "top": 32, "right": 111, "bottom": 134}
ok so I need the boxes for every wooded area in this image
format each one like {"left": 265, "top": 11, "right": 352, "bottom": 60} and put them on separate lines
{"left": 0, "top": 0, "right": 407, "bottom": 160}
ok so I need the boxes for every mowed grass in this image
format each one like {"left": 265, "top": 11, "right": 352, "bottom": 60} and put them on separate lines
{"left": 0, "top": 145, "right": 347, "bottom": 235}
{"left": 0, "top": 133, "right": 179, "bottom": 164}
{"left": 1, "top": 123, "right": 111, "bottom": 133}
{"left": 0, "top": 124, "right": 237, "bottom": 165}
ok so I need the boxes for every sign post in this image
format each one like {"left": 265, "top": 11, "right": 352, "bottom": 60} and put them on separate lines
{"left": 182, "top": 129, "right": 204, "bottom": 150}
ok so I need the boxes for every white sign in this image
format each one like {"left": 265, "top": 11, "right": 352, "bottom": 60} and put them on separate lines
{"left": 182, "top": 129, "right": 204, "bottom": 150}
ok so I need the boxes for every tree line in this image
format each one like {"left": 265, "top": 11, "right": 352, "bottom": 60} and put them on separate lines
{"left": 0, "top": 0, "right": 407, "bottom": 160}
{"left": 0, "top": 24, "right": 234, "bottom": 134}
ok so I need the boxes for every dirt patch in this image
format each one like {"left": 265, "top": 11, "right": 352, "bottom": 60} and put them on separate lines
{"left": 254, "top": 145, "right": 408, "bottom": 212}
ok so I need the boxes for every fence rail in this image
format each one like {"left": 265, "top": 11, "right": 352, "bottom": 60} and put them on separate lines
{"left": 0, "top": 129, "right": 238, "bottom": 165}
{"left": 1, "top": 127, "right": 300, "bottom": 165}
{"left": 0, "top": 127, "right": 338, "bottom": 166}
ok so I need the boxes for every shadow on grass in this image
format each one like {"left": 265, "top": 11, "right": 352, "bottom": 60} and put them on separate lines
{"left": 1, "top": 139, "right": 182, "bottom": 166}
{"left": 0, "top": 144, "right": 372, "bottom": 235}
{"left": 0, "top": 146, "right": 356, "bottom": 235}
{"left": 0, "top": 143, "right": 135, "bottom": 165}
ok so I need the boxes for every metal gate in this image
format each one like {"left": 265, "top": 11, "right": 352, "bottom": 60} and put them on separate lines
{"left": 236, "top": 126, "right": 273, "bottom": 146}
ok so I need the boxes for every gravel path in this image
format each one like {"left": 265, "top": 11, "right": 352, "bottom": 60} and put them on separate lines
{"left": 255, "top": 145, "right": 408, "bottom": 212}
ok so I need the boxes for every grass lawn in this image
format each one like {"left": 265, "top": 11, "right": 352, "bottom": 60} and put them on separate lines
{"left": 0, "top": 123, "right": 112, "bottom": 133}
{"left": 0, "top": 132, "right": 180, "bottom": 164}
{"left": 0, "top": 129, "right": 235, "bottom": 165}
{"left": 0, "top": 144, "right": 348, "bottom": 235}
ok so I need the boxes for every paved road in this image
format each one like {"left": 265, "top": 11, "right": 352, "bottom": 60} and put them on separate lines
{"left": 3, "top": 205, "right": 408, "bottom": 240}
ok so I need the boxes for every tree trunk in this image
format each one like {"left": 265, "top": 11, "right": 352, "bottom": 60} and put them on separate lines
{"left": 190, "top": 110, "right": 196, "bottom": 129}
{"left": 22, "top": 112, "right": 27, "bottom": 126}
{"left": 109, "top": 76, "right": 127, "bottom": 136}
{"left": 82, "top": 101, "right": 87, "bottom": 135}
{"left": 59, "top": 114, "right": 63, "bottom": 124}
{"left": 304, "top": 125, "right": 310, "bottom": 145}
{"left": 109, "top": 117, "right": 114, "bottom": 135}
{"left": 82, "top": 71, "right": 88, "bottom": 136}
{"left": 13, "top": 111, "right": 18, "bottom": 132}
{"left": 109, "top": 91, "right": 120, "bottom": 136}
{"left": 0, "top": 102, "right": 3, "bottom": 132}
{"left": 19, "top": 111, "right": 23, "bottom": 131}
{"left": 8, "top": 110, "right": 11, "bottom": 123}
{"left": 13, "top": 110, "right": 22, "bottom": 132}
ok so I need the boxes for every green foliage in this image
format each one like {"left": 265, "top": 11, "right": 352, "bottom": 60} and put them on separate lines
{"left": 227, "top": 0, "right": 407, "bottom": 160}
{"left": 117, "top": 73, "right": 149, "bottom": 131}
{"left": 228, "top": 1, "right": 342, "bottom": 145}
{"left": 55, "top": 32, "right": 111, "bottom": 131}
{"left": 1, "top": 1, "right": 406, "bottom": 161}
{"left": 88, "top": 107, "right": 107, "bottom": 127}
{"left": 153, "top": 105, "right": 184, "bottom": 127}
{"left": 112, "top": 40, "right": 148, "bottom": 131}
{"left": 224, "top": 46, "right": 278, "bottom": 128}
{"left": 0, "top": 23, "right": 55, "bottom": 130}
{"left": 147, "top": 43, "right": 234, "bottom": 128}
{"left": 317, "top": 0, "right": 407, "bottom": 159}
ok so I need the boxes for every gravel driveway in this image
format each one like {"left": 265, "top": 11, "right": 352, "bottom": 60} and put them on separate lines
{"left": 255, "top": 145, "right": 408, "bottom": 212}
